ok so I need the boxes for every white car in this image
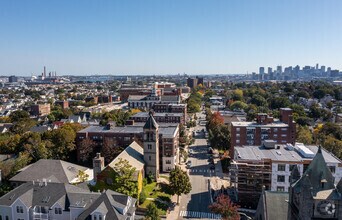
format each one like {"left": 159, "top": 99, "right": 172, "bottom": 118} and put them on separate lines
{"left": 186, "top": 160, "right": 192, "bottom": 169}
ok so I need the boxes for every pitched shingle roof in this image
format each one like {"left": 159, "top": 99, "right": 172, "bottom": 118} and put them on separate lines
{"left": 10, "top": 159, "right": 90, "bottom": 184}
{"left": 143, "top": 114, "right": 158, "bottom": 130}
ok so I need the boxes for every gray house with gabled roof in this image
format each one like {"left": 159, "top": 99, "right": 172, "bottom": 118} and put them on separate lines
{"left": 0, "top": 182, "right": 136, "bottom": 220}
{"left": 10, "top": 159, "right": 93, "bottom": 187}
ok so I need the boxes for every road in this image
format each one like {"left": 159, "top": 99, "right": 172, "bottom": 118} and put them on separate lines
{"left": 177, "top": 108, "right": 221, "bottom": 220}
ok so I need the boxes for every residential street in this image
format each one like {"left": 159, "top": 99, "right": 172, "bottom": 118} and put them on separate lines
{"left": 172, "top": 109, "right": 221, "bottom": 220}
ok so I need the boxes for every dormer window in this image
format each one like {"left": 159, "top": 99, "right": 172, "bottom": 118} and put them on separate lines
{"left": 92, "top": 214, "right": 104, "bottom": 220}
{"left": 55, "top": 207, "right": 62, "bottom": 214}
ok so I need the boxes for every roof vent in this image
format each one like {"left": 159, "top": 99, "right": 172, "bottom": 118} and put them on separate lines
{"left": 263, "top": 140, "right": 277, "bottom": 149}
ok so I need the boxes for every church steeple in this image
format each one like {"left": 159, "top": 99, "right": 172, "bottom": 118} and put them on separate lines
{"left": 290, "top": 165, "right": 301, "bottom": 184}
{"left": 293, "top": 145, "right": 335, "bottom": 195}
{"left": 143, "top": 113, "right": 159, "bottom": 181}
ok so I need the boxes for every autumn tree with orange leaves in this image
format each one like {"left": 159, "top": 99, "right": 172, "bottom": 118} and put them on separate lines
{"left": 209, "top": 194, "right": 240, "bottom": 220}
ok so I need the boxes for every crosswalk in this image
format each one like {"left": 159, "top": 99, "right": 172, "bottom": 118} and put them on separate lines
{"left": 189, "top": 169, "right": 215, "bottom": 173}
{"left": 179, "top": 210, "right": 221, "bottom": 219}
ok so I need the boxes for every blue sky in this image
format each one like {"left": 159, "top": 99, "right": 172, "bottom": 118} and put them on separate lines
{"left": 0, "top": 0, "right": 341, "bottom": 75}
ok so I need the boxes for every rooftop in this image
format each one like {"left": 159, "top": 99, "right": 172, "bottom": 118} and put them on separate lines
{"left": 235, "top": 143, "right": 342, "bottom": 164}
{"left": 78, "top": 123, "right": 178, "bottom": 138}
{"left": 231, "top": 120, "right": 289, "bottom": 128}
{"left": 131, "top": 112, "right": 183, "bottom": 118}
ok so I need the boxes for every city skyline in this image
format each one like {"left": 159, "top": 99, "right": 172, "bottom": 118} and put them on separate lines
{"left": 1, "top": 0, "right": 342, "bottom": 75}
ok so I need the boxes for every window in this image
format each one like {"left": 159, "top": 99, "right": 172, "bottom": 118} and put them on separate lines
{"left": 277, "top": 175, "right": 285, "bottom": 182}
{"left": 277, "top": 186, "right": 285, "bottom": 192}
{"left": 281, "top": 134, "right": 287, "bottom": 137}
{"left": 278, "top": 164, "right": 286, "bottom": 171}
{"left": 149, "top": 156, "right": 151, "bottom": 161}
{"left": 281, "top": 128, "right": 287, "bottom": 131}
{"left": 236, "top": 128, "right": 240, "bottom": 132}
{"left": 274, "top": 128, "right": 278, "bottom": 132}
{"left": 273, "top": 134, "right": 278, "bottom": 137}
{"left": 236, "top": 134, "right": 240, "bottom": 137}
{"left": 166, "top": 160, "right": 171, "bottom": 164}
{"left": 236, "top": 139, "right": 240, "bottom": 144}
{"left": 148, "top": 144, "right": 152, "bottom": 150}
{"left": 55, "top": 207, "right": 62, "bottom": 214}
{"left": 329, "top": 166, "right": 336, "bottom": 174}
{"left": 16, "top": 206, "right": 24, "bottom": 213}
{"left": 99, "top": 215, "right": 102, "bottom": 220}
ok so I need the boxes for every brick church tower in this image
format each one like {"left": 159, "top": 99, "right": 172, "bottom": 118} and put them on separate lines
{"left": 143, "top": 112, "right": 159, "bottom": 181}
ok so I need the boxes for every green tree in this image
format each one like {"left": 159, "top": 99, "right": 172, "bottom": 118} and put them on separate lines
{"left": 10, "top": 118, "right": 37, "bottom": 134}
{"left": 250, "top": 94, "right": 267, "bottom": 107}
{"left": 169, "top": 166, "right": 192, "bottom": 204}
{"left": 229, "top": 101, "right": 248, "bottom": 111}
{"left": 77, "top": 170, "right": 89, "bottom": 182}
{"left": 145, "top": 203, "right": 161, "bottom": 220}
{"left": 231, "top": 89, "right": 243, "bottom": 101}
{"left": 268, "top": 97, "right": 291, "bottom": 109}
{"left": 9, "top": 110, "right": 30, "bottom": 122}
{"left": 209, "top": 194, "right": 240, "bottom": 220}
{"left": 112, "top": 159, "right": 138, "bottom": 197}
{"left": 296, "top": 126, "right": 313, "bottom": 145}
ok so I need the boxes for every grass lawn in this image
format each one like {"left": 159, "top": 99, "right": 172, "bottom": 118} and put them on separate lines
{"left": 140, "top": 181, "right": 173, "bottom": 215}
{"left": 140, "top": 200, "right": 168, "bottom": 215}
{"left": 144, "top": 182, "right": 172, "bottom": 201}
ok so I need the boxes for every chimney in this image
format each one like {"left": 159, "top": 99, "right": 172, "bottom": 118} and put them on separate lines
{"left": 93, "top": 153, "right": 104, "bottom": 181}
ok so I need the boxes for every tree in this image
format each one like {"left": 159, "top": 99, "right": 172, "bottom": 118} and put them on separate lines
{"left": 145, "top": 203, "right": 161, "bottom": 220}
{"left": 101, "top": 138, "right": 122, "bottom": 164}
{"left": 77, "top": 170, "right": 89, "bottom": 182}
{"left": 231, "top": 89, "right": 243, "bottom": 101}
{"left": 208, "top": 124, "right": 230, "bottom": 151}
{"left": 10, "top": 118, "right": 37, "bottom": 134}
{"left": 209, "top": 194, "right": 240, "bottom": 220}
{"left": 9, "top": 110, "right": 30, "bottom": 122}
{"left": 112, "top": 159, "right": 138, "bottom": 197}
{"left": 296, "top": 126, "right": 313, "bottom": 145}
{"left": 78, "top": 138, "right": 96, "bottom": 163}
{"left": 250, "top": 94, "right": 267, "bottom": 107}
{"left": 45, "top": 125, "right": 77, "bottom": 160}
{"left": 230, "top": 101, "right": 248, "bottom": 111}
{"left": 169, "top": 166, "right": 192, "bottom": 204}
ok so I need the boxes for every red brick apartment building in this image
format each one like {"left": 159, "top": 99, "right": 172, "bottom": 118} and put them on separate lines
{"left": 30, "top": 104, "right": 51, "bottom": 116}
{"left": 230, "top": 108, "right": 296, "bottom": 157}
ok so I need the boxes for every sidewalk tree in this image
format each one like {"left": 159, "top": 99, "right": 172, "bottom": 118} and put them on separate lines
{"left": 209, "top": 194, "right": 240, "bottom": 220}
{"left": 145, "top": 203, "right": 160, "bottom": 220}
{"left": 169, "top": 166, "right": 192, "bottom": 204}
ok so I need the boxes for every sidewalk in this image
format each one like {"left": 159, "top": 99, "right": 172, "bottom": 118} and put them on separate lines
{"left": 166, "top": 194, "right": 181, "bottom": 220}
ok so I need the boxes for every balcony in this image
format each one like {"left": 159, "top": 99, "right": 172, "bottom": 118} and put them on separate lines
{"left": 33, "top": 213, "right": 49, "bottom": 220}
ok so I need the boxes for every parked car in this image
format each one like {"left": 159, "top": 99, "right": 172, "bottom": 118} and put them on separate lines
{"left": 186, "top": 160, "right": 192, "bottom": 169}
{"left": 210, "top": 164, "right": 215, "bottom": 170}
{"left": 188, "top": 149, "right": 193, "bottom": 155}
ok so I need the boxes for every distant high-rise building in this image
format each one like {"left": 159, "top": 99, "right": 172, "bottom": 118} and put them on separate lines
{"left": 276, "top": 65, "right": 282, "bottom": 74}
{"left": 197, "top": 76, "right": 204, "bottom": 86}
{"left": 8, "top": 75, "right": 17, "bottom": 83}
{"left": 187, "top": 77, "right": 198, "bottom": 88}
{"left": 267, "top": 67, "right": 272, "bottom": 74}
{"left": 259, "top": 67, "right": 265, "bottom": 75}
{"left": 316, "top": 63, "right": 319, "bottom": 69}
{"left": 321, "top": 65, "right": 326, "bottom": 73}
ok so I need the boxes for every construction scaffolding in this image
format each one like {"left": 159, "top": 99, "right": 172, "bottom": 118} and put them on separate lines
{"left": 229, "top": 159, "right": 272, "bottom": 209}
